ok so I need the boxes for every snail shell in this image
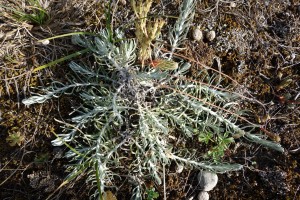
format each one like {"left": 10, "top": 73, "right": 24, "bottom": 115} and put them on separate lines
{"left": 192, "top": 26, "right": 203, "bottom": 41}
{"left": 206, "top": 30, "right": 216, "bottom": 41}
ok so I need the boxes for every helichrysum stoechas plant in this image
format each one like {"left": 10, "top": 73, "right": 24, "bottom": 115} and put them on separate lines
{"left": 23, "top": 0, "right": 283, "bottom": 199}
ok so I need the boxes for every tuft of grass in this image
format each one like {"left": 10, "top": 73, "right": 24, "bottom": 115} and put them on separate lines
{"left": 1, "top": 0, "right": 49, "bottom": 25}
{"left": 22, "top": 0, "right": 284, "bottom": 199}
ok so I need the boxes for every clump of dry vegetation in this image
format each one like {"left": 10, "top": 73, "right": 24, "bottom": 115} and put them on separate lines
{"left": 131, "top": 0, "right": 165, "bottom": 65}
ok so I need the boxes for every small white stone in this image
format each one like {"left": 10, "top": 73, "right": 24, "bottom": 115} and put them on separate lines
{"left": 197, "top": 171, "right": 218, "bottom": 191}
{"left": 176, "top": 164, "right": 184, "bottom": 173}
{"left": 197, "top": 191, "right": 209, "bottom": 200}
{"left": 41, "top": 39, "right": 50, "bottom": 45}
{"left": 193, "top": 26, "right": 203, "bottom": 41}
{"left": 206, "top": 31, "right": 216, "bottom": 42}
{"left": 230, "top": 2, "right": 237, "bottom": 8}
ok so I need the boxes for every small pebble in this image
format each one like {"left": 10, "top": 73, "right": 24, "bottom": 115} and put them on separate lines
{"left": 176, "top": 164, "right": 184, "bottom": 173}
{"left": 120, "top": 0, "right": 126, "bottom": 5}
{"left": 230, "top": 2, "right": 237, "bottom": 8}
{"left": 193, "top": 26, "right": 203, "bottom": 41}
{"left": 197, "top": 191, "right": 209, "bottom": 200}
{"left": 198, "top": 171, "right": 218, "bottom": 191}
{"left": 206, "top": 30, "right": 216, "bottom": 42}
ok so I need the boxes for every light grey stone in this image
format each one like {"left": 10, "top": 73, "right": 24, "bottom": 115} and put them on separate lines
{"left": 197, "top": 191, "right": 209, "bottom": 200}
{"left": 197, "top": 171, "right": 218, "bottom": 191}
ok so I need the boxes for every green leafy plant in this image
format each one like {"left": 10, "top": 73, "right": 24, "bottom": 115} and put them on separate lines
{"left": 6, "top": 129, "right": 25, "bottom": 147}
{"left": 146, "top": 188, "right": 159, "bottom": 200}
{"left": 22, "top": 0, "right": 284, "bottom": 199}
{"left": 198, "top": 132, "right": 213, "bottom": 144}
{"left": 206, "top": 133, "right": 234, "bottom": 162}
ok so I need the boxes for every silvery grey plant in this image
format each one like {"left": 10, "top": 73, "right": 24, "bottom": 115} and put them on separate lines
{"left": 23, "top": 0, "right": 283, "bottom": 199}
{"left": 168, "top": 0, "right": 196, "bottom": 58}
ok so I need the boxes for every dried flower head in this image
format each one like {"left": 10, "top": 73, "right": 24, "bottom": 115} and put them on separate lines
{"left": 150, "top": 59, "right": 179, "bottom": 71}
{"left": 131, "top": 0, "right": 165, "bottom": 65}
